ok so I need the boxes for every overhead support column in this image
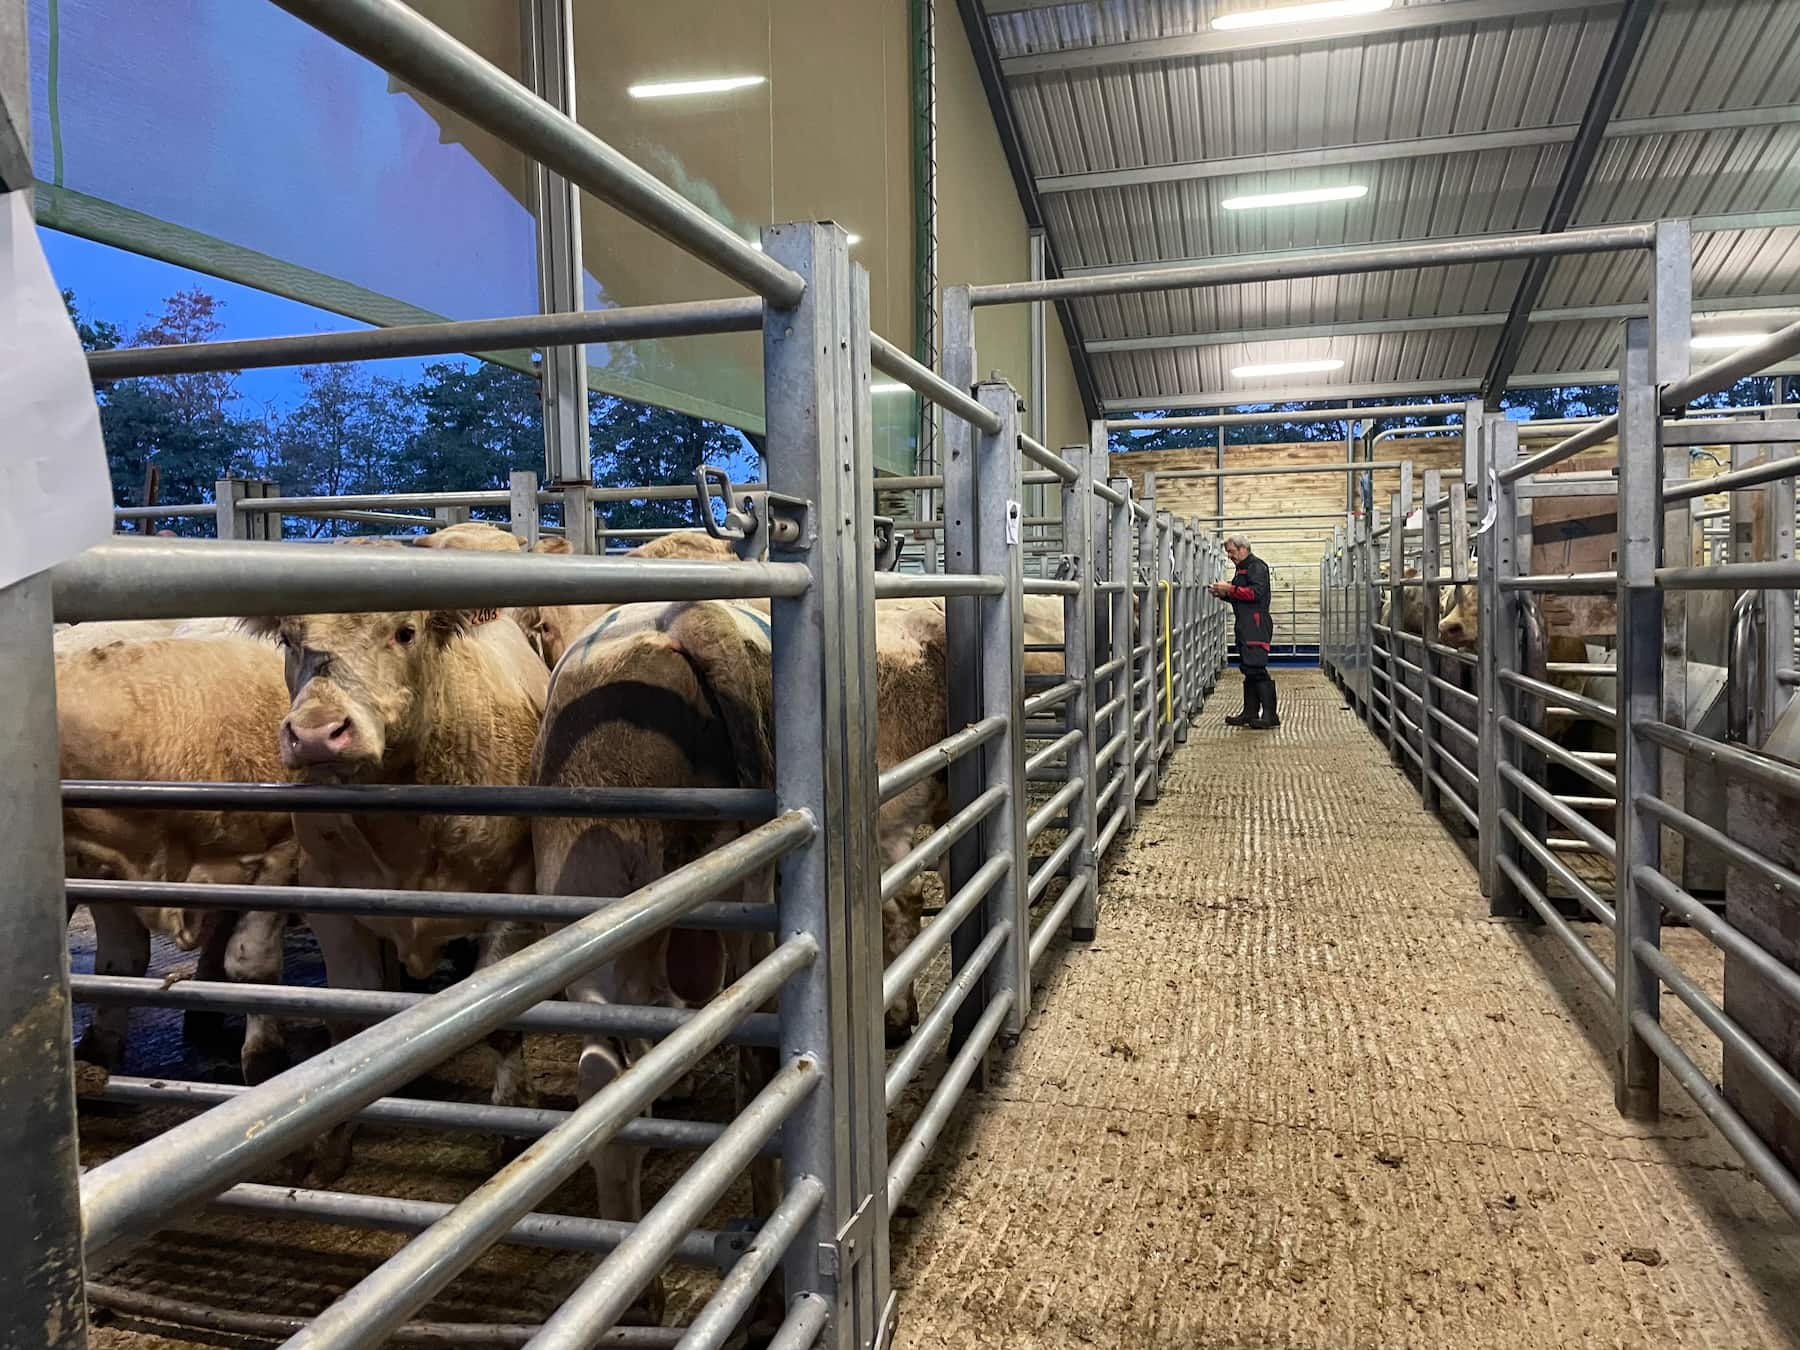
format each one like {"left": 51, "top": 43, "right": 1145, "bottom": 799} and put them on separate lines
{"left": 522, "top": 0, "right": 595, "bottom": 554}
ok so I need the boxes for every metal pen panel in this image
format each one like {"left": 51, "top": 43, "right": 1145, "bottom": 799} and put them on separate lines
{"left": 1420, "top": 470, "right": 1443, "bottom": 815}
{"left": 1138, "top": 482, "right": 1161, "bottom": 804}
{"left": 1108, "top": 469, "right": 1138, "bottom": 838}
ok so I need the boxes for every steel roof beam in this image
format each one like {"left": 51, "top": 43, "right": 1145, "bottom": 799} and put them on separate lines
{"left": 999, "top": 0, "right": 1620, "bottom": 77}
{"left": 1057, "top": 208, "right": 1800, "bottom": 281}
{"left": 1085, "top": 293, "right": 1800, "bottom": 355}
{"left": 1038, "top": 105, "right": 1800, "bottom": 196}
{"left": 1480, "top": 0, "right": 1655, "bottom": 404}
{"left": 1102, "top": 363, "right": 1800, "bottom": 412}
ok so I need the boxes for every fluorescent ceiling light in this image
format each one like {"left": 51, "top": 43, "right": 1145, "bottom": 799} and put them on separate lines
{"left": 1690, "top": 333, "right": 1765, "bottom": 350}
{"left": 845, "top": 234, "right": 862, "bottom": 246}
{"left": 1214, "top": 0, "right": 1394, "bottom": 33}
{"left": 628, "top": 75, "right": 766, "bottom": 100}
{"left": 1232, "top": 358, "right": 1345, "bottom": 378}
{"left": 1222, "top": 184, "right": 1368, "bottom": 210}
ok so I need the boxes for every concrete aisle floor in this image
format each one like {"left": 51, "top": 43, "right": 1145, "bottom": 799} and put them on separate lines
{"left": 891, "top": 668, "right": 1800, "bottom": 1349}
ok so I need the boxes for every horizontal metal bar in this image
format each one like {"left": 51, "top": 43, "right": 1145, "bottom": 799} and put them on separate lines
{"left": 52, "top": 538, "right": 809, "bottom": 623}
{"left": 1430, "top": 674, "right": 1481, "bottom": 710}
{"left": 1498, "top": 856, "right": 1617, "bottom": 1002}
{"left": 1023, "top": 679, "right": 1080, "bottom": 718}
{"left": 1019, "top": 433, "right": 1079, "bottom": 483}
{"left": 1093, "top": 479, "right": 1126, "bottom": 507}
{"left": 1024, "top": 577, "right": 1080, "bottom": 596}
{"left": 1500, "top": 671, "right": 1618, "bottom": 728}
{"left": 1160, "top": 460, "right": 1412, "bottom": 481}
{"left": 1498, "top": 717, "right": 1618, "bottom": 794}
{"left": 526, "top": 1059, "right": 818, "bottom": 1350}
{"left": 1500, "top": 809, "right": 1615, "bottom": 927}
{"left": 1111, "top": 403, "right": 1462, "bottom": 432}
{"left": 1430, "top": 740, "right": 1479, "bottom": 789}
{"left": 883, "top": 852, "right": 1011, "bottom": 1011}
{"left": 1545, "top": 662, "right": 1619, "bottom": 678}
{"left": 1499, "top": 571, "right": 1619, "bottom": 594}
{"left": 870, "top": 333, "right": 1001, "bottom": 434}
{"left": 214, "top": 1181, "right": 724, "bottom": 1269}
{"left": 878, "top": 715, "right": 1007, "bottom": 806}
{"left": 1665, "top": 452, "right": 1800, "bottom": 503}
{"left": 1026, "top": 778, "right": 1084, "bottom": 846}
{"left": 972, "top": 223, "right": 1655, "bottom": 308}
{"left": 88, "top": 299, "right": 765, "bottom": 380}
{"left": 77, "top": 813, "right": 811, "bottom": 1261}
{"left": 880, "top": 784, "right": 1006, "bottom": 903}
{"left": 1095, "top": 771, "right": 1124, "bottom": 820}
{"left": 1502, "top": 416, "right": 1619, "bottom": 483}
{"left": 1094, "top": 655, "right": 1126, "bottom": 682}
{"left": 1430, "top": 772, "right": 1480, "bottom": 830}
{"left": 1028, "top": 827, "right": 1085, "bottom": 905}
{"left": 670, "top": 1176, "right": 824, "bottom": 1350}
{"left": 268, "top": 0, "right": 803, "bottom": 304}
{"left": 1630, "top": 1009, "right": 1800, "bottom": 1224}
{"left": 1025, "top": 728, "right": 1083, "bottom": 778}
{"left": 62, "top": 780, "right": 772, "bottom": 822}
{"left": 69, "top": 973, "right": 781, "bottom": 1047}
{"left": 888, "top": 990, "right": 1015, "bottom": 1210}
{"left": 245, "top": 489, "right": 514, "bottom": 513}
{"left": 1657, "top": 560, "right": 1800, "bottom": 590}
{"left": 885, "top": 921, "right": 1010, "bottom": 1111}
{"left": 112, "top": 504, "right": 228, "bottom": 520}
{"left": 1665, "top": 318, "right": 1800, "bottom": 409}
{"left": 1633, "top": 861, "right": 1800, "bottom": 1019}
{"left": 1637, "top": 721, "right": 1800, "bottom": 802}
{"left": 1029, "top": 872, "right": 1090, "bottom": 970}
{"left": 874, "top": 572, "right": 1004, "bottom": 598}
{"left": 1500, "top": 764, "right": 1616, "bottom": 861}
{"left": 95, "top": 1076, "right": 735, "bottom": 1156}
{"left": 68, "top": 878, "right": 774, "bottom": 932}
{"left": 1097, "top": 800, "right": 1127, "bottom": 857}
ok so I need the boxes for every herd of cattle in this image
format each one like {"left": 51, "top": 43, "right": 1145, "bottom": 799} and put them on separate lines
{"left": 58, "top": 523, "right": 1077, "bottom": 1239}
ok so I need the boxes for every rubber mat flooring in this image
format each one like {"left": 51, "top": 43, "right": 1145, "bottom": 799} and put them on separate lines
{"left": 890, "top": 668, "right": 1800, "bottom": 1350}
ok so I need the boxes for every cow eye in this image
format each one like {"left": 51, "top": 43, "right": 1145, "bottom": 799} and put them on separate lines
{"left": 395, "top": 623, "right": 417, "bottom": 646}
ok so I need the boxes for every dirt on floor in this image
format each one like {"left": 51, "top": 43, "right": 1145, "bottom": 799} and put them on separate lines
{"left": 888, "top": 668, "right": 1800, "bottom": 1350}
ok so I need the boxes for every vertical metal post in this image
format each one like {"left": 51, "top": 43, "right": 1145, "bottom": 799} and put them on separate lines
{"left": 1063, "top": 442, "right": 1099, "bottom": 941}
{"left": 1614, "top": 315, "right": 1664, "bottom": 1122}
{"left": 1652, "top": 220, "right": 1692, "bottom": 882}
{"left": 1420, "top": 469, "right": 1442, "bottom": 812}
{"left": 1111, "top": 475, "right": 1137, "bottom": 836}
{"left": 1479, "top": 417, "right": 1524, "bottom": 913}
{"left": 1386, "top": 491, "right": 1404, "bottom": 762}
{"left": 761, "top": 222, "right": 891, "bottom": 1348}
{"left": 1155, "top": 510, "right": 1174, "bottom": 762}
{"left": 522, "top": 0, "right": 594, "bottom": 554}
{"left": 433, "top": 504, "right": 471, "bottom": 530}
{"left": 1765, "top": 410, "right": 1798, "bottom": 738}
{"left": 1215, "top": 427, "right": 1225, "bottom": 520}
{"left": 1137, "top": 484, "right": 1160, "bottom": 804}
{"left": 1357, "top": 515, "right": 1375, "bottom": 721}
{"left": 508, "top": 470, "right": 541, "bottom": 547}
{"left": 1172, "top": 522, "right": 1191, "bottom": 744}
{"left": 0, "top": 575, "right": 87, "bottom": 1348}
{"left": 975, "top": 381, "right": 1030, "bottom": 1036}
{"left": 215, "top": 477, "right": 248, "bottom": 541}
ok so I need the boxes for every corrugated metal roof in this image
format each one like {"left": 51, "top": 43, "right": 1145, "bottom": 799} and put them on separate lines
{"left": 981, "top": 0, "right": 1800, "bottom": 408}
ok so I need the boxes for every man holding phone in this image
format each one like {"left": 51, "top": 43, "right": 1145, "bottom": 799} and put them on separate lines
{"left": 1209, "top": 534, "right": 1278, "bottom": 729}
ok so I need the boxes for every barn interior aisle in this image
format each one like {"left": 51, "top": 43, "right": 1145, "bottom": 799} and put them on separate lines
{"left": 890, "top": 669, "right": 1800, "bottom": 1350}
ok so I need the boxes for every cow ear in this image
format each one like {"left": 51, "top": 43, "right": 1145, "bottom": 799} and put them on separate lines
{"left": 532, "top": 536, "right": 572, "bottom": 555}
{"left": 238, "top": 615, "right": 284, "bottom": 640}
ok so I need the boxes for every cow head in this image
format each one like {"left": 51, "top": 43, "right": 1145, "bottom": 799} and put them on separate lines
{"left": 1438, "top": 585, "right": 1479, "bottom": 649}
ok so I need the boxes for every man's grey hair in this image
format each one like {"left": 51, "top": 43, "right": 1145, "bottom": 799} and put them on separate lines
{"left": 1224, "top": 533, "right": 1251, "bottom": 551}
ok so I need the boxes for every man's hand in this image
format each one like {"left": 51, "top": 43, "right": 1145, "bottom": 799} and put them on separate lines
{"left": 1209, "top": 581, "right": 1233, "bottom": 599}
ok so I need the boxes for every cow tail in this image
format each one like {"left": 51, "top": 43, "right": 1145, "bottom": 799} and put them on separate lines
{"left": 668, "top": 607, "right": 775, "bottom": 791}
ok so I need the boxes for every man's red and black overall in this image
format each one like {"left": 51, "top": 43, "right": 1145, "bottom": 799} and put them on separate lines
{"left": 1224, "top": 550, "right": 1279, "bottom": 728}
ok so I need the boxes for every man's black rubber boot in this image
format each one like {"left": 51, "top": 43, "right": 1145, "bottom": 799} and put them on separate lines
{"left": 1224, "top": 711, "right": 1254, "bottom": 727}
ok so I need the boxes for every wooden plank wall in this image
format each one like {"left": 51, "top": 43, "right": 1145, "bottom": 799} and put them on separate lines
{"left": 1107, "top": 439, "right": 1461, "bottom": 646}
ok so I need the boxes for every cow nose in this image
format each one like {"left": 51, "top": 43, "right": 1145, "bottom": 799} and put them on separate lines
{"left": 281, "top": 715, "right": 357, "bottom": 766}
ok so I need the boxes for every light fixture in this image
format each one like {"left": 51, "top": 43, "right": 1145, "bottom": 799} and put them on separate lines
{"left": 628, "top": 75, "right": 766, "bottom": 100}
{"left": 1232, "top": 359, "right": 1344, "bottom": 379}
{"left": 1691, "top": 333, "right": 1764, "bottom": 350}
{"left": 844, "top": 234, "right": 862, "bottom": 246}
{"left": 1222, "top": 184, "right": 1368, "bottom": 211}
{"left": 1214, "top": 0, "right": 1393, "bottom": 33}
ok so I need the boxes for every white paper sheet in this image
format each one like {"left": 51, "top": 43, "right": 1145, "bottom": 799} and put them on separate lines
{"left": 0, "top": 188, "right": 114, "bottom": 591}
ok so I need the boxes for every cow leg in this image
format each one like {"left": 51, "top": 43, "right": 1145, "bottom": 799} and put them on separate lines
{"left": 301, "top": 914, "right": 386, "bottom": 1186}
{"left": 77, "top": 904, "right": 151, "bottom": 1070}
{"left": 227, "top": 910, "right": 292, "bottom": 1085}
{"left": 876, "top": 798, "right": 931, "bottom": 1046}
{"left": 180, "top": 911, "right": 238, "bottom": 1053}
{"left": 473, "top": 922, "right": 540, "bottom": 1165}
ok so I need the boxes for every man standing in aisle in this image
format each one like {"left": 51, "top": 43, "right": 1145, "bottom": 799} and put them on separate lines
{"left": 1210, "top": 534, "right": 1279, "bottom": 729}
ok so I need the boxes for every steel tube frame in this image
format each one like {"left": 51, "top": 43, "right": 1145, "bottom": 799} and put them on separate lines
{"left": 968, "top": 222, "right": 1654, "bottom": 307}
{"left": 884, "top": 922, "right": 1010, "bottom": 1112}
{"left": 877, "top": 716, "right": 1007, "bottom": 805}
{"left": 670, "top": 1177, "right": 826, "bottom": 1350}
{"left": 886, "top": 992, "right": 1015, "bottom": 1210}
{"left": 268, "top": 0, "right": 804, "bottom": 305}
{"left": 1110, "top": 403, "right": 1462, "bottom": 432}
{"left": 882, "top": 854, "right": 1011, "bottom": 1011}
{"left": 63, "top": 780, "right": 773, "bottom": 822}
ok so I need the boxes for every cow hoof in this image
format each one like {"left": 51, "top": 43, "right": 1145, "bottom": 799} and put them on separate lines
{"left": 884, "top": 1020, "right": 915, "bottom": 1050}
{"left": 493, "top": 1132, "right": 532, "bottom": 1167}
{"left": 241, "top": 1044, "right": 292, "bottom": 1086}
{"left": 75, "top": 1028, "right": 125, "bottom": 1073}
